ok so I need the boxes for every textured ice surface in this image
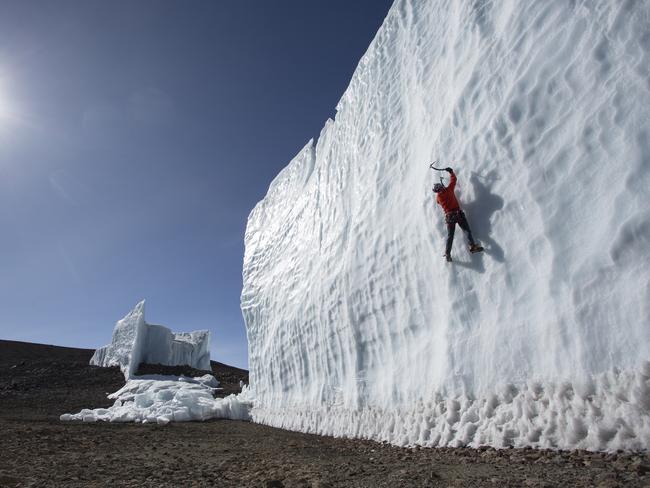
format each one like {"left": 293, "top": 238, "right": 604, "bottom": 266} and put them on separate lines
{"left": 60, "top": 376, "right": 253, "bottom": 423}
{"left": 242, "top": 0, "right": 650, "bottom": 450}
{"left": 91, "top": 301, "right": 211, "bottom": 379}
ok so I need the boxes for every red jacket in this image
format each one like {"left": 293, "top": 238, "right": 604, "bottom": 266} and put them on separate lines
{"left": 436, "top": 172, "right": 460, "bottom": 214}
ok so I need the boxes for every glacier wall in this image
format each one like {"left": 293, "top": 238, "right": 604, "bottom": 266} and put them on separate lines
{"left": 241, "top": 0, "right": 650, "bottom": 450}
{"left": 91, "top": 301, "right": 211, "bottom": 379}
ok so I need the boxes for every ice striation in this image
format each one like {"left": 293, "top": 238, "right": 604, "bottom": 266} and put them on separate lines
{"left": 241, "top": 0, "right": 650, "bottom": 450}
{"left": 91, "top": 301, "right": 211, "bottom": 379}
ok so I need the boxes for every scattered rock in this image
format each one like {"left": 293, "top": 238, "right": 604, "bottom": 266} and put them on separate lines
{"left": 523, "top": 478, "right": 540, "bottom": 487}
{"left": 596, "top": 480, "right": 621, "bottom": 488}
{"left": 0, "top": 475, "right": 22, "bottom": 488}
{"left": 265, "top": 480, "right": 284, "bottom": 488}
{"left": 631, "top": 461, "right": 650, "bottom": 475}
{"left": 312, "top": 481, "right": 333, "bottom": 488}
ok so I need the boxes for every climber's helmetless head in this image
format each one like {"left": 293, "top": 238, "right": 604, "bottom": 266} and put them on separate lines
{"left": 433, "top": 183, "right": 445, "bottom": 193}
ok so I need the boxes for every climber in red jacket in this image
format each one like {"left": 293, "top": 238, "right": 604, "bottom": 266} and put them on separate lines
{"left": 433, "top": 167, "right": 483, "bottom": 262}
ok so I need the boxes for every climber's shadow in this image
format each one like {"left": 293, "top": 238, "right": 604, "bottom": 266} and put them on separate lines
{"left": 462, "top": 171, "right": 505, "bottom": 263}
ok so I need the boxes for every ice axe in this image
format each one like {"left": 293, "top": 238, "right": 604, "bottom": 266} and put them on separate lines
{"left": 429, "top": 160, "right": 447, "bottom": 186}
{"left": 429, "top": 160, "right": 446, "bottom": 171}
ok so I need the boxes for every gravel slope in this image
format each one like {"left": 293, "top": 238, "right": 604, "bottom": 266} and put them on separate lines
{"left": 1, "top": 340, "right": 649, "bottom": 487}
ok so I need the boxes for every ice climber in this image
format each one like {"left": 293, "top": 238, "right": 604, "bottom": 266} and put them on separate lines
{"left": 433, "top": 167, "right": 483, "bottom": 262}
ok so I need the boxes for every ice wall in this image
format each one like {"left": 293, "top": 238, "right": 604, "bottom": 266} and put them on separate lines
{"left": 91, "top": 301, "right": 211, "bottom": 379}
{"left": 242, "top": 0, "right": 650, "bottom": 450}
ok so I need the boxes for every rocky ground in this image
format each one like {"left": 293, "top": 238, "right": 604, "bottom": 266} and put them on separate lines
{"left": 1, "top": 340, "right": 649, "bottom": 487}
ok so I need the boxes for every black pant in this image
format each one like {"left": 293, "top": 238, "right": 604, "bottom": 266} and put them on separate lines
{"left": 445, "top": 210, "right": 475, "bottom": 255}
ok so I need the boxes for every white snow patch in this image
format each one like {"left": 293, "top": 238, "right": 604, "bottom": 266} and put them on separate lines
{"left": 91, "top": 301, "right": 211, "bottom": 379}
{"left": 60, "top": 376, "right": 253, "bottom": 424}
{"left": 242, "top": 0, "right": 650, "bottom": 451}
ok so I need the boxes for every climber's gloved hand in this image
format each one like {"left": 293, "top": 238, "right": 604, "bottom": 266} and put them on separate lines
{"left": 445, "top": 167, "right": 454, "bottom": 173}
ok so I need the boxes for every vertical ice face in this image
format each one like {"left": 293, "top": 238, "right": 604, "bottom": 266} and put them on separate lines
{"left": 242, "top": 0, "right": 650, "bottom": 450}
{"left": 91, "top": 301, "right": 211, "bottom": 379}
{"left": 144, "top": 325, "right": 211, "bottom": 371}
{"left": 91, "top": 301, "right": 148, "bottom": 379}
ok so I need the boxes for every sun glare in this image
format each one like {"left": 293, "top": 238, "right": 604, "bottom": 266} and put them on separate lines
{"left": 0, "top": 77, "right": 19, "bottom": 127}
{"left": 0, "top": 81, "right": 9, "bottom": 120}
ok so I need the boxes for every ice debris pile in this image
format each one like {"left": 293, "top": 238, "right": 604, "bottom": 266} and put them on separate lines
{"left": 62, "top": 301, "right": 253, "bottom": 424}
{"left": 61, "top": 376, "right": 253, "bottom": 424}
{"left": 91, "top": 300, "right": 211, "bottom": 379}
{"left": 242, "top": 0, "right": 650, "bottom": 450}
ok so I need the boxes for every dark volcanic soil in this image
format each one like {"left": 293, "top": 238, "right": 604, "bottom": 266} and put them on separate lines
{"left": 1, "top": 340, "right": 649, "bottom": 488}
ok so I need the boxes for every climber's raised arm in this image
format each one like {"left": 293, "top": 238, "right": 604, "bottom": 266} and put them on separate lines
{"left": 446, "top": 167, "right": 456, "bottom": 191}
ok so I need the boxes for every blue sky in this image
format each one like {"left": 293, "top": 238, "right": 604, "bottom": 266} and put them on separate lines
{"left": 0, "top": 1, "right": 392, "bottom": 368}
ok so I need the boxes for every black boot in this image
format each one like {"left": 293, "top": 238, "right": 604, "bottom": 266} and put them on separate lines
{"left": 469, "top": 243, "right": 484, "bottom": 253}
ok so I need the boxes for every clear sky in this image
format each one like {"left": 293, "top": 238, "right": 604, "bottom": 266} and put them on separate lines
{"left": 0, "top": 1, "right": 393, "bottom": 368}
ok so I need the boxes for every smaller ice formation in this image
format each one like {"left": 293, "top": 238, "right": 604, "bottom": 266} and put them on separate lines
{"left": 90, "top": 300, "right": 211, "bottom": 379}
{"left": 69, "top": 301, "right": 253, "bottom": 424}
{"left": 60, "top": 375, "right": 254, "bottom": 424}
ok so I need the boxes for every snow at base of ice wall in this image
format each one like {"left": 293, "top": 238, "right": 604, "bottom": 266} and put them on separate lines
{"left": 241, "top": 0, "right": 650, "bottom": 450}
{"left": 91, "top": 301, "right": 211, "bottom": 379}
{"left": 60, "top": 377, "right": 253, "bottom": 424}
